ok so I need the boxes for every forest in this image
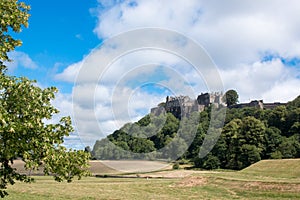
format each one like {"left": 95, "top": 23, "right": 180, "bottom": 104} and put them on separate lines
{"left": 92, "top": 93, "right": 300, "bottom": 170}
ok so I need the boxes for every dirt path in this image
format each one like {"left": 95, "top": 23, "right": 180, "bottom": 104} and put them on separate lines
{"left": 137, "top": 169, "right": 220, "bottom": 178}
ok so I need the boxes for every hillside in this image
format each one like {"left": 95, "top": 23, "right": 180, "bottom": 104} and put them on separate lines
{"left": 241, "top": 159, "right": 300, "bottom": 179}
{"left": 92, "top": 93, "right": 300, "bottom": 170}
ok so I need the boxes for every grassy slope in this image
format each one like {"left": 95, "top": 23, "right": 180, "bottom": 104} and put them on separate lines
{"left": 5, "top": 159, "right": 300, "bottom": 200}
{"left": 241, "top": 159, "right": 300, "bottom": 179}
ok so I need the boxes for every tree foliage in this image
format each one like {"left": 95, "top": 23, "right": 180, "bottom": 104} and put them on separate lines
{"left": 0, "top": 1, "right": 90, "bottom": 197}
{"left": 0, "top": 0, "right": 30, "bottom": 68}
{"left": 93, "top": 113, "right": 181, "bottom": 160}
{"left": 224, "top": 89, "right": 239, "bottom": 106}
{"left": 0, "top": 72, "right": 90, "bottom": 198}
{"left": 93, "top": 94, "right": 300, "bottom": 171}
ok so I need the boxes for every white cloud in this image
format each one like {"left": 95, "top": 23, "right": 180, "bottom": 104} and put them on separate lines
{"left": 55, "top": 61, "right": 82, "bottom": 83}
{"left": 262, "top": 79, "right": 300, "bottom": 103}
{"left": 92, "top": 0, "right": 300, "bottom": 97}
{"left": 55, "top": 0, "right": 300, "bottom": 147}
{"left": 6, "top": 51, "right": 38, "bottom": 72}
{"left": 71, "top": 82, "right": 168, "bottom": 146}
{"left": 103, "top": 1, "right": 299, "bottom": 66}
{"left": 47, "top": 91, "right": 86, "bottom": 149}
{"left": 221, "top": 59, "right": 300, "bottom": 102}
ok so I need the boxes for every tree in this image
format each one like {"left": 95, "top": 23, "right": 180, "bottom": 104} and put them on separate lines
{"left": 0, "top": 1, "right": 90, "bottom": 197}
{"left": 129, "top": 138, "right": 156, "bottom": 153}
{"left": 202, "top": 154, "right": 221, "bottom": 169}
{"left": 278, "top": 136, "right": 300, "bottom": 158}
{"left": 220, "top": 117, "right": 265, "bottom": 169}
{"left": 224, "top": 89, "right": 239, "bottom": 106}
{"left": 0, "top": 0, "right": 30, "bottom": 69}
{"left": 240, "top": 144, "right": 261, "bottom": 168}
{"left": 264, "top": 127, "right": 282, "bottom": 158}
{"left": 221, "top": 118, "right": 242, "bottom": 169}
{"left": 240, "top": 116, "right": 266, "bottom": 148}
{"left": 0, "top": 72, "right": 90, "bottom": 197}
{"left": 287, "top": 95, "right": 300, "bottom": 109}
{"left": 194, "top": 153, "right": 221, "bottom": 169}
{"left": 267, "top": 106, "right": 288, "bottom": 134}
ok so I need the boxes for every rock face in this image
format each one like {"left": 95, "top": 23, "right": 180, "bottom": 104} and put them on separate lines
{"left": 151, "top": 92, "right": 225, "bottom": 119}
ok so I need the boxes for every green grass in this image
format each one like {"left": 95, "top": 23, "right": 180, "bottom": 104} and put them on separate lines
{"left": 241, "top": 159, "right": 300, "bottom": 179}
{"left": 5, "top": 175, "right": 300, "bottom": 200}
{"left": 4, "top": 159, "right": 300, "bottom": 200}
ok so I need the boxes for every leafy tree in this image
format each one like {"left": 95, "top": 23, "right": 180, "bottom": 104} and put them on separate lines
{"left": 137, "top": 114, "right": 151, "bottom": 126}
{"left": 278, "top": 136, "right": 300, "bottom": 158}
{"left": 151, "top": 113, "right": 179, "bottom": 150}
{"left": 219, "top": 117, "right": 265, "bottom": 169}
{"left": 222, "top": 118, "right": 242, "bottom": 169}
{"left": 270, "top": 151, "right": 283, "bottom": 159}
{"left": 211, "top": 134, "right": 227, "bottom": 168}
{"left": 194, "top": 153, "right": 221, "bottom": 170}
{"left": 287, "top": 95, "right": 300, "bottom": 109}
{"left": 187, "top": 124, "right": 205, "bottom": 158}
{"left": 264, "top": 127, "right": 282, "bottom": 158}
{"left": 289, "top": 122, "right": 300, "bottom": 135}
{"left": 162, "top": 137, "right": 188, "bottom": 160}
{"left": 240, "top": 116, "right": 266, "bottom": 148}
{"left": 129, "top": 138, "right": 156, "bottom": 153}
{"left": 43, "top": 147, "right": 90, "bottom": 182}
{"left": 267, "top": 106, "right": 288, "bottom": 134}
{"left": 286, "top": 108, "right": 300, "bottom": 135}
{"left": 0, "top": 0, "right": 30, "bottom": 68}
{"left": 240, "top": 144, "right": 261, "bottom": 168}
{"left": 0, "top": 73, "right": 90, "bottom": 198}
{"left": 92, "top": 138, "right": 132, "bottom": 160}
{"left": 202, "top": 154, "right": 221, "bottom": 170}
{"left": 224, "top": 89, "right": 239, "bottom": 106}
{"left": 0, "top": 1, "right": 90, "bottom": 197}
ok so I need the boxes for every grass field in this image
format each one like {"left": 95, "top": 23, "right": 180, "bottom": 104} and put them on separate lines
{"left": 5, "top": 159, "right": 300, "bottom": 199}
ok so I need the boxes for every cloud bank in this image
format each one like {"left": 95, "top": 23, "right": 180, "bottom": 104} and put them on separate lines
{"left": 56, "top": 0, "right": 300, "bottom": 147}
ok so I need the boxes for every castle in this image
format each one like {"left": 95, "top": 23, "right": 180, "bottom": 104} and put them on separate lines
{"left": 151, "top": 92, "right": 225, "bottom": 119}
{"left": 228, "top": 100, "right": 286, "bottom": 109}
{"left": 150, "top": 92, "right": 286, "bottom": 119}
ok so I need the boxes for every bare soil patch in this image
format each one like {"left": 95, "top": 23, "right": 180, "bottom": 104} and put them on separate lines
{"left": 99, "top": 160, "right": 171, "bottom": 173}
{"left": 175, "top": 176, "right": 208, "bottom": 187}
{"left": 244, "top": 181, "right": 300, "bottom": 192}
{"left": 11, "top": 160, "right": 44, "bottom": 175}
{"left": 138, "top": 169, "right": 211, "bottom": 178}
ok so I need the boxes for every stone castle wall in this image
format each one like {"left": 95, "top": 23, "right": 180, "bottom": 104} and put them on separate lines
{"left": 151, "top": 92, "right": 224, "bottom": 119}
{"left": 229, "top": 100, "right": 286, "bottom": 109}
{"left": 151, "top": 92, "right": 286, "bottom": 119}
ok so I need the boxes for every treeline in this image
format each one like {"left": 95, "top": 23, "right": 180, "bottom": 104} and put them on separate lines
{"left": 92, "top": 95, "right": 300, "bottom": 170}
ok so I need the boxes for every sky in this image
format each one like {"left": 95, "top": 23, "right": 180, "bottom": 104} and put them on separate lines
{"left": 7, "top": 0, "right": 300, "bottom": 149}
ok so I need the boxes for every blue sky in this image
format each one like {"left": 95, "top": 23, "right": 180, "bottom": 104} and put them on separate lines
{"left": 7, "top": 0, "right": 300, "bottom": 149}
{"left": 9, "top": 0, "right": 99, "bottom": 92}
